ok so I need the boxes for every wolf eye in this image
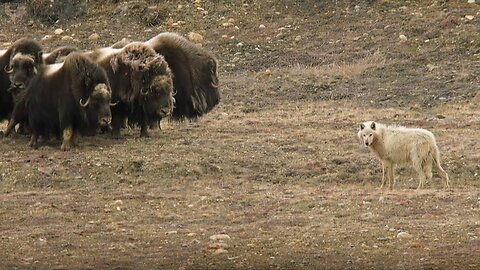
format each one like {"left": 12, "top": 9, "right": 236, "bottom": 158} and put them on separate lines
{"left": 369, "top": 134, "right": 373, "bottom": 137}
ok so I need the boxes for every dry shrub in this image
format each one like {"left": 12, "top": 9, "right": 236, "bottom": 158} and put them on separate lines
{"left": 27, "top": 0, "right": 86, "bottom": 24}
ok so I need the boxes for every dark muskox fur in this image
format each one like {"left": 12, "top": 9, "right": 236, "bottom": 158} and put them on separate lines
{"left": 43, "top": 46, "right": 80, "bottom": 64}
{"left": 91, "top": 42, "right": 174, "bottom": 138}
{"left": 145, "top": 32, "right": 220, "bottom": 120}
{"left": 26, "top": 52, "right": 112, "bottom": 150}
{"left": 0, "top": 38, "right": 43, "bottom": 123}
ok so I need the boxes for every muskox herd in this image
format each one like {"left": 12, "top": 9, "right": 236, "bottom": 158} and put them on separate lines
{"left": 0, "top": 32, "right": 220, "bottom": 150}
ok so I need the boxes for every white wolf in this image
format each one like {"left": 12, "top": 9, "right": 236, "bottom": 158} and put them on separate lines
{"left": 357, "top": 121, "right": 450, "bottom": 190}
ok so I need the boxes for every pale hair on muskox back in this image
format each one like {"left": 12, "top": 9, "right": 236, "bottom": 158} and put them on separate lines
{"left": 358, "top": 121, "right": 450, "bottom": 190}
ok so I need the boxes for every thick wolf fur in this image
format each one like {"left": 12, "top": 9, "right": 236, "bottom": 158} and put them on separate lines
{"left": 358, "top": 121, "right": 450, "bottom": 190}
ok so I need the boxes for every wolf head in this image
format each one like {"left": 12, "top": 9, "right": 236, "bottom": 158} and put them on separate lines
{"left": 358, "top": 121, "right": 377, "bottom": 147}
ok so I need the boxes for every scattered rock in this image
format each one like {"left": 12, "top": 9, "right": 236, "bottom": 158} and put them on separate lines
{"left": 426, "top": 64, "right": 437, "bottom": 71}
{"left": 88, "top": 33, "right": 100, "bottom": 40}
{"left": 294, "top": 35, "right": 302, "bottom": 42}
{"left": 259, "top": 24, "right": 266, "bottom": 29}
{"left": 465, "top": 15, "right": 474, "bottom": 21}
{"left": 42, "top": 35, "right": 53, "bottom": 41}
{"left": 61, "top": 36, "right": 73, "bottom": 41}
{"left": 209, "top": 234, "right": 231, "bottom": 241}
{"left": 397, "top": 232, "right": 413, "bottom": 239}
{"left": 222, "top": 22, "right": 234, "bottom": 27}
{"left": 399, "top": 34, "right": 407, "bottom": 41}
{"left": 360, "top": 212, "right": 375, "bottom": 221}
{"left": 166, "top": 230, "right": 178, "bottom": 235}
{"left": 188, "top": 32, "right": 204, "bottom": 43}
{"left": 54, "top": 28, "right": 64, "bottom": 35}
{"left": 212, "top": 248, "right": 228, "bottom": 255}
{"left": 209, "top": 242, "right": 229, "bottom": 249}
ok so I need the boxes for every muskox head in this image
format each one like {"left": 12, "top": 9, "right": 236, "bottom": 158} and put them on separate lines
{"left": 6, "top": 53, "right": 39, "bottom": 93}
{"left": 136, "top": 55, "right": 175, "bottom": 118}
{"left": 80, "top": 83, "right": 114, "bottom": 131}
{"left": 113, "top": 43, "right": 175, "bottom": 118}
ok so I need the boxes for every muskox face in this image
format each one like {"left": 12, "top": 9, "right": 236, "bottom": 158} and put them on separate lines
{"left": 142, "top": 74, "right": 175, "bottom": 118}
{"left": 81, "top": 83, "right": 113, "bottom": 130}
{"left": 6, "top": 53, "right": 39, "bottom": 93}
{"left": 137, "top": 56, "right": 175, "bottom": 118}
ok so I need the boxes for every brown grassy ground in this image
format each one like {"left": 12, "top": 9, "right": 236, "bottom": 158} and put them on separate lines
{"left": 0, "top": 0, "right": 479, "bottom": 269}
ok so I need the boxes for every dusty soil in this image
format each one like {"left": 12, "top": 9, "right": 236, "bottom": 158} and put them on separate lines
{"left": 0, "top": 0, "right": 479, "bottom": 269}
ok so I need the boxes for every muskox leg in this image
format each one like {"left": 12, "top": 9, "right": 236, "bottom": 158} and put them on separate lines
{"left": 111, "top": 117, "right": 123, "bottom": 139}
{"left": 140, "top": 120, "right": 150, "bottom": 138}
{"left": 60, "top": 127, "right": 74, "bottom": 151}
{"left": 16, "top": 122, "right": 29, "bottom": 135}
{"left": 29, "top": 133, "right": 39, "bottom": 148}
{"left": 3, "top": 120, "right": 17, "bottom": 137}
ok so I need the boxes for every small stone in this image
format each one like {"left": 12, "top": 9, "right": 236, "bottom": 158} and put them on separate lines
{"left": 426, "top": 64, "right": 437, "bottom": 71}
{"left": 465, "top": 15, "right": 474, "bottom": 21}
{"left": 399, "top": 34, "right": 407, "bottom": 41}
{"left": 212, "top": 248, "right": 228, "bottom": 255}
{"left": 61, "top": 36, "right": 73, "bottom": 41}
{"left": 259, "top": 24, "right": 266, "bottom": 29}
{"left": 236, "top": 42, "right": 243, "bottom": 47}
{"left": 209, "top": 234, "right": 231, "bottom": 241}
{"left": 397, "top": 232, "right": 413, "bottom": 239}
{"left": 187, "top": 233, "right": 196, "bottom": 237}
{"left": 468, "top": 0, "right": 475, "bottom": 3}
{"left": 222, "top": 22, "right": 234, "bottom": 27}
{"left": 191, "top": 239, "right": 200, "bottom": 244}
{"left": 409, "top": 242, "right": 422, "bottom": 248}
{"left": 209, "top": 242, "right": 229, "bottom": 249}
{"left": 54, "top": 28, "right": 64, "bottom": 35}
{"left": 221, "top": 35, "right": 228, "bottom": 39}
{"left": 166, "top": 230, "right": 178, "bottom": 235}
{"left": 188, "top": 32, "right": 204, "bottom": 43}
{"left": 294, "top": 35, "right": 302, "bottom": 42}
{"left": 360, "top": 212, "right": 375, "bottom": 221}
{"left": 88, "top": 33, "right": 100, "bottom": 40}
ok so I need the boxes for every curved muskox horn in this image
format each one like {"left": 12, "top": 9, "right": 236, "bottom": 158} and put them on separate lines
{"left": 79, "top": 97, "right": 90, "bottom": 107}
{"left": 211, "top": 82, "right": 219, "bottom": 88}
{"left": 140, "top": 87, "right": 150, "bottom": 96}
{"left": 110, "top": 101, "right": 119, "bottom": 106}
{"left": 4, "top": 65, "right": 13, "bottom": 74}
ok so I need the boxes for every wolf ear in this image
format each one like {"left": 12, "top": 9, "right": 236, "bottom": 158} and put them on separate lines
{"left": 360, "top": 123, "right": 365, "bottom": 130}
{"left": 370, "top": 122, "right": 376, "bottom": 130}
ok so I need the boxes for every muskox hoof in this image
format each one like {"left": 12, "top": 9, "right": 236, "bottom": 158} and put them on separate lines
{"left": 140, "top": 131, "right": 150, "bottom": 138}
{"left": 112, "top": 133, "right": 123, "bottom": 140}
{"left": 60, "top": 142, "right": 72, "bottom": 151}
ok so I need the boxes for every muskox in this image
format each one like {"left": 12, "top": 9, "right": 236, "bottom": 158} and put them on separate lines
{"left": 0, "top": 38, "right": 43, "bottom": 125}
{"left": 26, "top": 52, "right": 113, "bottom": 150}
{"left": 88, "top": 42, "right": 174, "bottom": 138}
{"left": 145, "top": 33, "right": 220, "bottom": 120}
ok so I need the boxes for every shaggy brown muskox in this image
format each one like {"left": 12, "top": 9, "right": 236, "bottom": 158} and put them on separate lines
{"left": 89, "top": 42, "right": 174, "bottom": 138}
{"left": 0, "top": 38, "right": 43, "bottom": 125}
{"left": 26, "top": 52, "right": 113, "bottom": 151}
{"left": 4, "top": 44, "right": 80, "bottom": 136}
{"left": 43, "top": 45, "right": 80, "bottom": 64}
{"left": 145, "top": 32, "right": 220, "bottom": 120}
